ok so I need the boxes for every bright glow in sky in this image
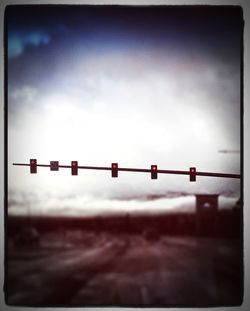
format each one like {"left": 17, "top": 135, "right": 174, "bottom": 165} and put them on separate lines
{"left": 7, "top": 6, "right": 242, "bottom": 215}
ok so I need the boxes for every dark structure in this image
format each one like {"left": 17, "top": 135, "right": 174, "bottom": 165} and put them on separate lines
{"left": 195, "top": 194, "right": 219, "bottom": 236}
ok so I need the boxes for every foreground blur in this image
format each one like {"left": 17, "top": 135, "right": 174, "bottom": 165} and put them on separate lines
{"left": 6, "top": 223, "right": 242, "bottom": 306}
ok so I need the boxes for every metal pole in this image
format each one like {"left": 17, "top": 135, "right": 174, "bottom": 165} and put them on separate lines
{"left": 12, "top": 162, "right": 241, "bottom": 179}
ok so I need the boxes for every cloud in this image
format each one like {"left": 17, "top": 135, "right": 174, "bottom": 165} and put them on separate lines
{"left": 9, "top": 86, "right": 38, "bottom": 103}
{"left": 8, "top": 47, "right": 240, "bottom": 209}
{"left": 8, "top": 32, "right": 50, "bottom": 59}
{"left": 7, "top": 7, "right": 241, "bottom": 218}
{"left": 8, "top": 191, "right": 238, "bottom": 217}
{"left": 7, "top": 37, "right": 240, "bottom": 217}
{"left": 8, "top": 85, "right": 39, "bottom": 128}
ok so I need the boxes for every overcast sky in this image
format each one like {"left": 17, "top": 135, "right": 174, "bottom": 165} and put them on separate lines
{"left": 7, "top": 5, "right": 242, "bottom": 216}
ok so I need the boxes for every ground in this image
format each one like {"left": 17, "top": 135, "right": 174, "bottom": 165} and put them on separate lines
{"left": 6, "top": 231, "right": 243, "bottom": 307}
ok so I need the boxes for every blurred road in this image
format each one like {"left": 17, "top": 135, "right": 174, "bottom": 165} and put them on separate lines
{"left": 6, "top": 233, "right": 242, "bottom": 306}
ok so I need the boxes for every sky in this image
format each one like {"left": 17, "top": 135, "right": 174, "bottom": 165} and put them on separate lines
{"left": 7, "top": 5, "right": 242, "bottom": 216}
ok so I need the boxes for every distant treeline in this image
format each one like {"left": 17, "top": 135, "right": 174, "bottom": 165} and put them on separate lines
{"left": 7, "top": 208, "right": 241, "bottom": 238}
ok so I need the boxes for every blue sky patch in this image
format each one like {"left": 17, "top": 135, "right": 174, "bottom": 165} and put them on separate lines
{"left": 8, "top": 31, "right": 50, "bottom": 59}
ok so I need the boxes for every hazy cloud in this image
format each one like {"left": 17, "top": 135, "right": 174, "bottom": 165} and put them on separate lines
{"left": 9, "top": 85, "right": 38, "bottom": 103}
{"left": 8, "top": 190, "right": 238, "bottom": 217}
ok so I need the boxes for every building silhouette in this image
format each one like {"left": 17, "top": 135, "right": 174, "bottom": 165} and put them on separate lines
{"left": 195, "top": 194, "right": 219, "bottom": 236}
